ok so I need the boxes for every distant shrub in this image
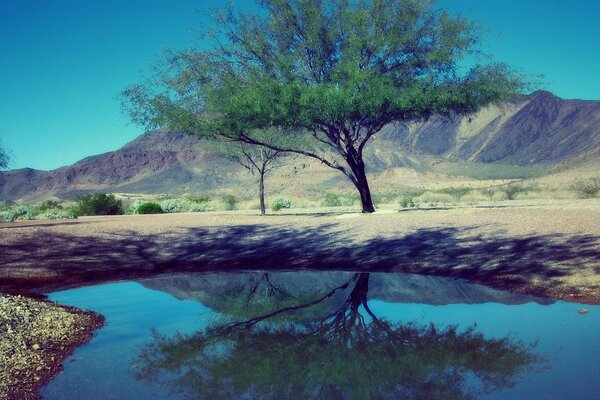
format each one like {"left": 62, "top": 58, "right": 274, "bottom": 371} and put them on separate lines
{"left": 399, "top": 196, "right": 416, "bottom": 208}
{"left": 480, "top": 188, "right": 496, "bottom": 201}
{"left": 271, "top": 197, "right": 292, "bottom": 211}
{"left": 571, "top": 177, "right": 600, "bottom": 198}
{"left": 222, "top": 195, "right": 238, "bottom": 211}
{"left": 439, "top": 186, "right": 472, "bottom": 202}
{"left": 190, "top": 202, "right": 214, "bottom": 212}
{"left": 159, "top": 198, "right": 191, "bottom": 213}
{"left": 500, "top": 183, "right": 528, "bottom": 200}
{"left": 38, "top": 199, "right": 63, "bottom": 212}
{"left": 74, "top": 193, "right": 124, "bottom": 216}
{"left": 190, "top": 196, "right": 211, "bottom": 204}
{"left": 136, "top": 202, "right": 163, "bottom": 214}
{"left": 320, "top": 193, "right": 356, "bottom": 207}
{"left": 35, "top": 209, "right": 75, "bottom": 220}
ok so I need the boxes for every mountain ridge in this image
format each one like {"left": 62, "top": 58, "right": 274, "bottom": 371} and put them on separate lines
{"left": 2, "top": 91, "right": 599, "bottom": 202}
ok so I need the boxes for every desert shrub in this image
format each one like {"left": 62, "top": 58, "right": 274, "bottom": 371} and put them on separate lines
{"left": 399, "top": 196, "right": 416, "bottom": 208}
{"left": 438, "top": 186, "right": 472, "bottom": 202}
{"left": 38, "top": 199, "right": 63, "bottom": 212}
{"left": 74, "top": 193, "right": 124, "bottom": 216}
{"left": 159, "top": 198, "right": 192, "bottom": 213}
{"left": 125, "top": 200, "right": 146, "bottom": 214}
{"left": 190, "top": 196, "right": 211, "bottom": 204}
{"left": 480, "top": 188, "right": 496, "bottom": 201}
{"left": 320, "top": 193, "right": 357, "bottom": 207}
{"left": 500, "top": 183, "right": 528, "bottom": 200}
{"left": 190, "top": 202, "right": 214, "bottom": 212}
{"left": 0, "top": 205, "right": 38, "bottom": 222}
{"left": 571, "top": 177, "right": 600, "bottom": 198}
{"left": 222, "top": 195, "right": 238, "bottom": 211}
{"left": 136, "top": 202, "right": 163, "bottom": 214}
{"left": 35, "top": 209, "right": 75, "bottom": 220}
{"left": 414, "top": 192, "right": 454, "bottom": 204}
{"left": 271, "top": 197, "right": 292, "bottom": 211}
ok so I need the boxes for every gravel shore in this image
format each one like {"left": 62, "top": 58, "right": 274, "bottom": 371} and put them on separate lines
{"left": 0, "top": 199, "right": 599, "bottom": 303}
{"left": 0, "top": 294, "right": 103, "bottom": 400}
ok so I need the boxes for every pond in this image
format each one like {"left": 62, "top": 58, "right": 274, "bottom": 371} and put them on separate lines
{"left": 41, "top": 271, "right": 600, "bottom": 400}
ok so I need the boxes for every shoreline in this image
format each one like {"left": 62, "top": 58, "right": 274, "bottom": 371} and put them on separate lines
{"left": 0, "top": 294, "right": 104, "bottom": 400}
{"left": 1, "top": 203, "right": 599, "bottom": 304}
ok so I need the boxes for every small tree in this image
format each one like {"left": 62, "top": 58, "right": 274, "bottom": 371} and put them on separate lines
{"left": 122, "top": 0, "right": 526, "bottom": 213}
{"left": 211, "top": 128, "right": 291, "bottom": 215}
{"left": 0, "top": 139, "right": 10, "bottom": 170}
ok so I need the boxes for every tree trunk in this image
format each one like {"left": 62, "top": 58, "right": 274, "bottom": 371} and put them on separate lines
{"left": 346, "top": 157, "right": 375, "bottom": 213}
{"left": 258, "top": 171, "right": 266, "bottom": 215}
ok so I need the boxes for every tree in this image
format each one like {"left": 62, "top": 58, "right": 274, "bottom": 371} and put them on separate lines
{"left": 0, "top": 139, "right": 10, "bottom": 170}
{"left": 135, "top": 273, "right": 541, "bottom": 399}
{"left": 122, "top": 0, "right": 526, "bottom": 213}
{"left": 210, "top": 131, "right": 290, "bottom": 215}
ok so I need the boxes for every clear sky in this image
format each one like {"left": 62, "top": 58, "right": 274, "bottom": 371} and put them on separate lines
{"left": 1, "top": 0, "right": 599, "bottom": 171}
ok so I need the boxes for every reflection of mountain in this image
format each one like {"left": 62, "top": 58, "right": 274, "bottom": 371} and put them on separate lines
{"left": 139, "top": 271, "right": 553, "bottom": 308}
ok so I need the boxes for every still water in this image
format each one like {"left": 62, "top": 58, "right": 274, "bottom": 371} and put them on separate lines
{"left": 41, "top": 271, "right": 600, "bottom": 400}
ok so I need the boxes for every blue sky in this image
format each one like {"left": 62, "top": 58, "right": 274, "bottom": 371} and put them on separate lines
{"left": 1, "top": 0, "right": 599, "bottom": 171}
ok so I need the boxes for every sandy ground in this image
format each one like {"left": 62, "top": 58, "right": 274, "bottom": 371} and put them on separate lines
{"left": 0, "top": 199, "right": 599, "bottom": 303}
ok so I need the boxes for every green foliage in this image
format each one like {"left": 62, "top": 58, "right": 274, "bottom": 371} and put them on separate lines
{"left": 571, "top": 177, "right": 600, "bottom": 198}
{"left": 38, "top": 199, "right": 63, "bottom": 212}
{"left": 222, "top": 195, "right": 238, "bottom": 211}
{"left": 271, "top": 197, "right": 292, "bottom": 211}
{"left": 136, "top": 202, "right": 163, "bottom": 214}
{"left": 480, "top": 187, "right": 496, "bottom": 200}
{"left": 399, "top": 196, "right": 416, "bottom": 208}
{"left": 159, "top": 198, "right": 190, "bottom": 213}
{"left": 0, "top": 205, "right": 37, "bottom": 222}
{"left": 122, "top": 0, "right": 527, "bottom": 213}
{"left": 438, "top": 186, "right": 472, "bottom": 202}
{"left": 320, "top": 193, "right": 357, "bottom": 207}
{"left": 500, "top": 183, "right": 529, "bottom": 200}
{"left": 74, "top": 193, "right": 124, "bottom": 216}
{"left": 190, "top": 196, "right": 211, "bottom": 204}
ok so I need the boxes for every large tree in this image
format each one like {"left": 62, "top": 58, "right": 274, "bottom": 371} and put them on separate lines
{"left": 0, "top": 140, "right": 9, "bottom": 169}
{"left": 122, "top": 0, "right": 525, "bottom": 213}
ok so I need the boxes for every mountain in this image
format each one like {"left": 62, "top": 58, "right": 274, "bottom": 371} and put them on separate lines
{"left": 1, "top": 91, "right": 599, "bottom": 202}
{"left": 138, "top": 271, "right": 553, "bottom": 308}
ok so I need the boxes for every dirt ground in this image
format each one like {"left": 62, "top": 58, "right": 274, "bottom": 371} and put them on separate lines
{"left": 1, "top": 199, "right": 599, "bottom": 303}
{"left": 0, "top": 294, "right": 103, "bottom": 400}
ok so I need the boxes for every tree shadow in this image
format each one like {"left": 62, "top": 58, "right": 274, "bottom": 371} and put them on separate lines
{"left": 0, "top": 223, "right": 598, "bottom": 301}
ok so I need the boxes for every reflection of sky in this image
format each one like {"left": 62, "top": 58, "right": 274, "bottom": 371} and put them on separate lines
{"left": 43, "top": 280, "right": 600, "bottom": 400}
{"left": 2, "top": 0, "right": 599, "bottom": 170}
{"left": 371, "top": 300, "right": 600, "bottom": 400}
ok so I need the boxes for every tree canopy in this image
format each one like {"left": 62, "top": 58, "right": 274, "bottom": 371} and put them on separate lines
{"left": 122, "top": 0, "right": 526, "bottom": 212}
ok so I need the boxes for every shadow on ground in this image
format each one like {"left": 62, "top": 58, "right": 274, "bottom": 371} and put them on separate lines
{"left": 0, "top": 224, "right": 598, "bottom": 302}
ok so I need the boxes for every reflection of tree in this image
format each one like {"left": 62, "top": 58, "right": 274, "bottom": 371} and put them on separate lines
{"left": 135, "top": 273, "right": 541, "bottom": 400}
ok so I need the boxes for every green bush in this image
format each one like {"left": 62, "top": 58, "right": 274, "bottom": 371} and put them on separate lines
{"left": 480, "top": 188, "right": 496, "bottom": 200}
{"left": 399, "top": 196, "right": 416, "bottom": 208}
{"left": 271, "top": 197, "right": 292, "bottom": 211}
{"left": 38, "top": 199, "right": 63, "bottom": 212}
{"left": 571, "top": 177, "right": 600, "bottom": 198}
{"left": 222, "top": 195, "right": 238, "bottom": 211}
{"left": 320, "top": 193, "right": 357, "bottom": 207}
{"left": 74, "top": 193, "right": 124, "bottom": 216}
{"left": 500, "top": 183, "right": 528, "bottom": 200}
{"left": 136, "top": 202, "right": 163, "bottom": 214}
{"left": 439, "top": 186, "right": 472, "bottom": 202}
{"left": 159, "top": 198, "right": 191, "bottom": 213}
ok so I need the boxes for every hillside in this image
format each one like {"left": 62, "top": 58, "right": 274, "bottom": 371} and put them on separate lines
{"left": 1, "top": 91, "right": 599, "bottom": 202}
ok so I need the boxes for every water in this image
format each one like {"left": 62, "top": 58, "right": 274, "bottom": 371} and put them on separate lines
{"left": 41, "top": 271, "right": 600, "bottom": 400}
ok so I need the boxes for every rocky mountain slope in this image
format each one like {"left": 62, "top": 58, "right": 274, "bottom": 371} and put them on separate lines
{"left": 1, "top": 91, "right": 599, "bottom": 202}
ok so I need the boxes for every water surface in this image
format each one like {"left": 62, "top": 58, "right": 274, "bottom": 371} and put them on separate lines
{"left": 41, "top": 271, "right": 600, "bottom": 399}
